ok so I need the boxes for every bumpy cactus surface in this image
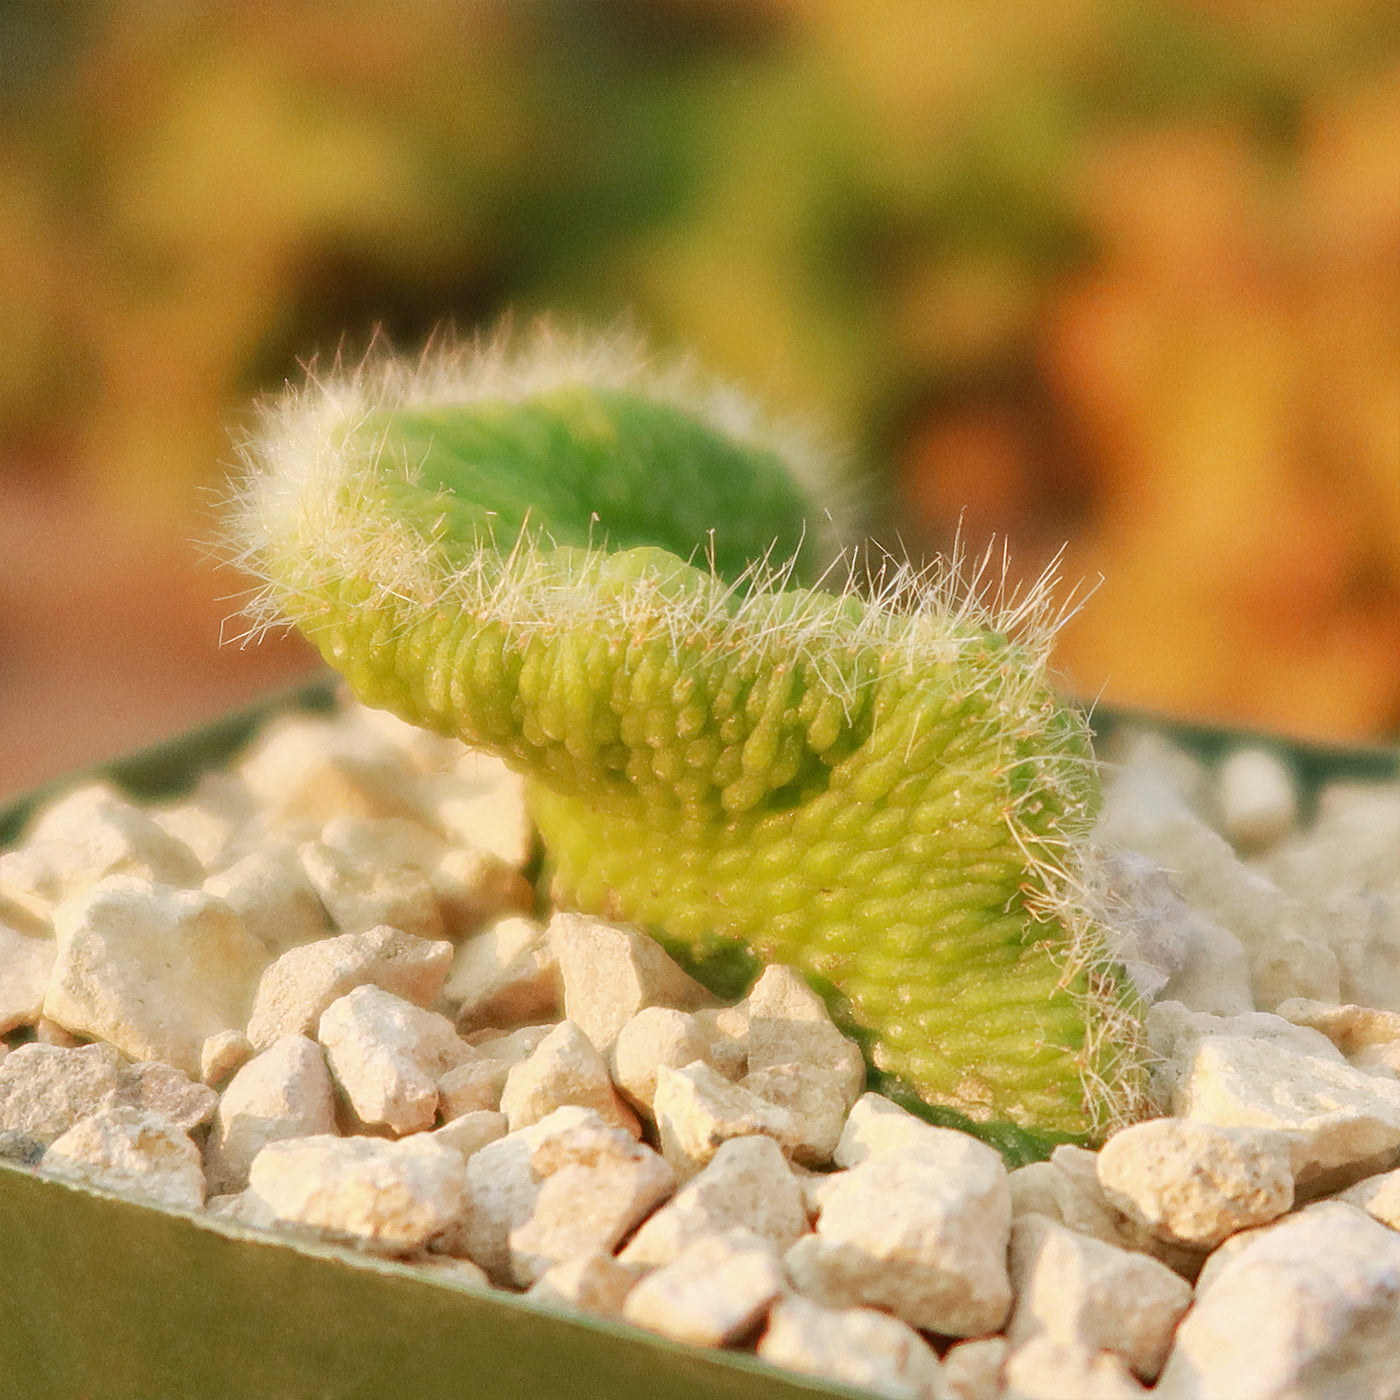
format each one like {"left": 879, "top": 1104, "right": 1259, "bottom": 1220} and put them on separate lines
{"left": 227, "top": 329, "right": 1145, "bottom": 1157}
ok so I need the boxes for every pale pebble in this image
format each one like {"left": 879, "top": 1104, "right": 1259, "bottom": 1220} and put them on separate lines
{"left": 507, "top": 1116, "right": 674, "bottom": 1286}
{"left": 548, "top": 912, "right": 713, "bottom": 1054}
{"left": 1096, "top": 1117, "right": 1294, "bottom": 1249}
{"left": 203, "top": 847, "right": 328, "bottom": 954}
{"left": 0, "top": 919, "right": 54, "bottom": 1035}
{"left": 1155, "top": 1201, "right": 1400, "bottom": 1400}
{"left": 609, "top": 1006, "right": 715, "bottom": 1115}
{"left": 941, "top": 1337, "right": 1009, "bottom": 1400}
{"left": 786, "top": 1135, "right": 1011, "bottom": 1337}
{"left": 499, "top": 1020, "right": 638, "bottom": 1137}
{"left": 653, "top": 1059, "right": 802, "bottom": 1178}
{"left": 318, "top": 985, "right": 474, "bottom": 1135}
{"left": 620, "top": 1134, "right": 808, "bottom": 1270}
{"left": 446, "top": 915, "right": 557, "bottom": 1032}
{"left": 205, "top": 1034, "right": 338, "bottom": 1194}
{"left": 44, "top": 877, "right": 268, "bottom": 1078}
{"left": 432, "top": 1110, "right": 507, "bottom": 1162}
{"left": 298, "top": 839, "right": 445, "bottom": 943}
{"left": 758, "top": 1294, "right": 949, "bottom": 1400}
{"left": 1006, "top": 1213, "right": 1193, "bottom": 1383}
{"left": 244, "top": 924, "right": 452, "bottom": 1050}
{"left": 623, "top": 1228, "right": 785, "bottom": 1348}
{"left": 1002, "top": 1336, "right": 1147, "bottom": 1400}
{"left": 41, "top": 1106, "right": 204, "bottom": 1212}
{"left": 1176, "top": 1033, "right": 1400, "bottom": 1193}
{"left": 525, "top": 1252, "right": 644, "bottom": 1319}
{"left": 746, "top": 964, "right": 865, "bottom": 1106}
{"left": 246, "top": 1132, "right": 466, "bottom": 1253}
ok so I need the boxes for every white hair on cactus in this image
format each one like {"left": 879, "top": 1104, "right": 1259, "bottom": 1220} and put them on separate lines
{"left": 221, "top": 324, "right": 1146, "bottom": 1137}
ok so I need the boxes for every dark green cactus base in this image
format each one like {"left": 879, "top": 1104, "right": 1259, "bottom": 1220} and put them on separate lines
{"left": 231, "top": 352, "right": 1146, "bottom": 1153}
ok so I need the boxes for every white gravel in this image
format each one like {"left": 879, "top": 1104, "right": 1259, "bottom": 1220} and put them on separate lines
{"left": 2, "top": 696, "right": 1399, "bottom": 1399}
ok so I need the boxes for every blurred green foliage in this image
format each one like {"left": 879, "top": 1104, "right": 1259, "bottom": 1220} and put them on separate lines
{"left": 1, "top": 0, "right": 1397, "bottom": 738}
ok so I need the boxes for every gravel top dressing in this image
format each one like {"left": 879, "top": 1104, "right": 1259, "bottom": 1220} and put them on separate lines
{"left": 2, "top": 692, "right": 1398, "bottom": 1400}
{"left": 5, "top": 333, "right": 1400, "bottom": 1398}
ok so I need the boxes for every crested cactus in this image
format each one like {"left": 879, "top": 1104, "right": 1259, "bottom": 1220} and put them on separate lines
{"left": 226, "top": 328, "right": 1146, "bottom": 1159}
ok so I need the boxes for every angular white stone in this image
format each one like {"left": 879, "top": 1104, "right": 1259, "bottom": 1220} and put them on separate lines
{"left": 610, "top": 1007, "right": 715, "bottom": 1115}
{"left": 834, "top": 1092, "right": 960, "bottom": 1169}
{"left": 42, "top": 1106, "right": 204, "bottom": 1211}
{"left": 506, "top": 1114, "right": 674, "bottom": 1286}
{"left": 786, "top": 1134, "right": 1012, "bottom": 1336}
{"left": 1337, "top": 1165, "right": 1400, "bottom": 1229}
{"left": 446, "top": 915, "right": 556, "bottom": 1032}
{"left": 692, "top": 1003, "right": 749, "bottom": 1080}
{"left": 467, "top": 1024, "right": 555, "bottom": 1063}
{"left": 548, "top": 912, "right": 713, "bottom": 1053}
{"left": 437, "top": 1058, "right": 511, "bottom": 1119}
{"left": 1104, "top": 729, "right": 1212, "bottom": 810}
{"left": 1156, "top": 1201, "right": 1400, "bottom": 1400}
{"left": 1039, "top": 1144, "right": 1204, "bottom": 1275}
{"left": 200, "top": 1029, "right": 254, "bottom": 1087}
{"left": 623, "top": 1228, "right": 785, "bottom": 1347}
{"left": 941, "top": 1337, "right": 1009, "bottom": 1400}
{"left": 235, "top": 713, "right": 423, "bottom": 831}
{"left": 0, "top": 1042, "right": 215, "bottom": 1162}
{"left": 1007, "top": 1213, "right": 1193, "bottom": 1383}
{"left": 1263, "top": 780, "right": 1400, "bottom": 913}
{"left": 421, "top": 760, "right": 533, "bottom": 868}
{"left": 1216, "top": 746, "right": 1298, "bottom": 850}
{"left": 1097, "top": 767, "right": 1338, "bottom": 1009}
{"left": 1350, "top": 1039, "right": 1400, "bottom": 1080}
{"left": 1327, "top": 890, "right": 1400, "bottom": 1017}
{"left": 204, "top": 1187, "right": 279, "bottom": 1231}
{"left": 1274, "top": 997, "right": 1400, "bottom": 1057}
{"left": 1176, "top": 1033, "right": 1400, "bottom": 1192}
{"left": 1002, "top": 1336, "right": 1147, "bottom": 1400}
{"left": 318, "top": 985, "right": 474, "bottom": 1135}
{"left": 758, "top": 1294, "right": 948, "bottom": 1400}
{"left": 436, "top": 1105, "right": 597, "bottom": 1280}
{"left": 1083, "top": 845, "right": 1251, "bottom": 1015}
{"left": 337, "top": 701, "right": 473, "bottom": 778}
{"left": 526, "top": 1252, "right": 644, "bottom": 1319}
{"left": 203, "top": 847, "right": 328, "bottom": 954}
{"left": 746, "top": 965, "right": 865, "bottom": 1106}
{"left": 741, "top": 1061, "right": 851, "bottom": 1166}
{"left": 653, "top": 1060, "right": 802, "bottom": 1178}
{"left": 205, "top": 1034, "right": 338, "bottom": 1194}
{"left": 620, "top": 1134, "right": 808, "bottom": 1270}
{"left": 247, "top": 1132, "right": 466, "bottom": 1252}
{"left": 149, "top": 771, "right": 254, "bottom": 872}
{"left": 245, "top": 924, "right": 452, "bottom": 1050}
{"left": 499, "top": 1020, "right": 638, "bottom": 1137}
{"left": 432, "top": 1110, "right": 507, "bottom": 1162}
{"left": 0, "top": 782, "right": 203, "bottom": 920}
{"left": 0, "top": 1042, "right": 124, "bottom": 1147}
{"left": 1146, "top": 999, "right": 1345, "bottom": 1110}
{"left": 430, "top": 846, "right": 534, "bottom": 941}
{"left": 1096, "top": 1117, "right": 1294, "bottom": 1248}
{"left": 122, "top": 1058, "right": 218, "bottom": 1132}
{"left": 318, "top": 814, "right": 446, "bottom": 873}
{"left": 298, "top": 838, "right": 445, "bottom": 942}
{"left": 0, "top": 919, "right": 54, "bottom": 1034}
{"left": 44, "top": 877, "right": 269, "bottom": 1077}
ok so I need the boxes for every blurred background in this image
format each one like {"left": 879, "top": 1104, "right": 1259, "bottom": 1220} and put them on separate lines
{"left": 2, "top": 0, "right": 1397, "bottom": 802}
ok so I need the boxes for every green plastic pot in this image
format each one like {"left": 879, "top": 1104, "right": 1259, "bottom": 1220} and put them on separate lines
{"left": 1, "top": 679, "right": 1395, "bottom": 1400}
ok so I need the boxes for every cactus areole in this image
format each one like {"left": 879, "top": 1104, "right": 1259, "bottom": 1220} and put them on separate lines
{"left": 226, "top": 329, "right": 1146, "bottom": 1161}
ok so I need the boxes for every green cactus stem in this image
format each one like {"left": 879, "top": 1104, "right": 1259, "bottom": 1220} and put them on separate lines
{"left": 226, "top": 329, "right": 1146, "bottom": 1155}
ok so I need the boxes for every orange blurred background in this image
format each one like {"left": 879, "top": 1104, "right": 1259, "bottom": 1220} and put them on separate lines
{"left": 2, "top": 0, "right": 1397, "bottom": 802}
